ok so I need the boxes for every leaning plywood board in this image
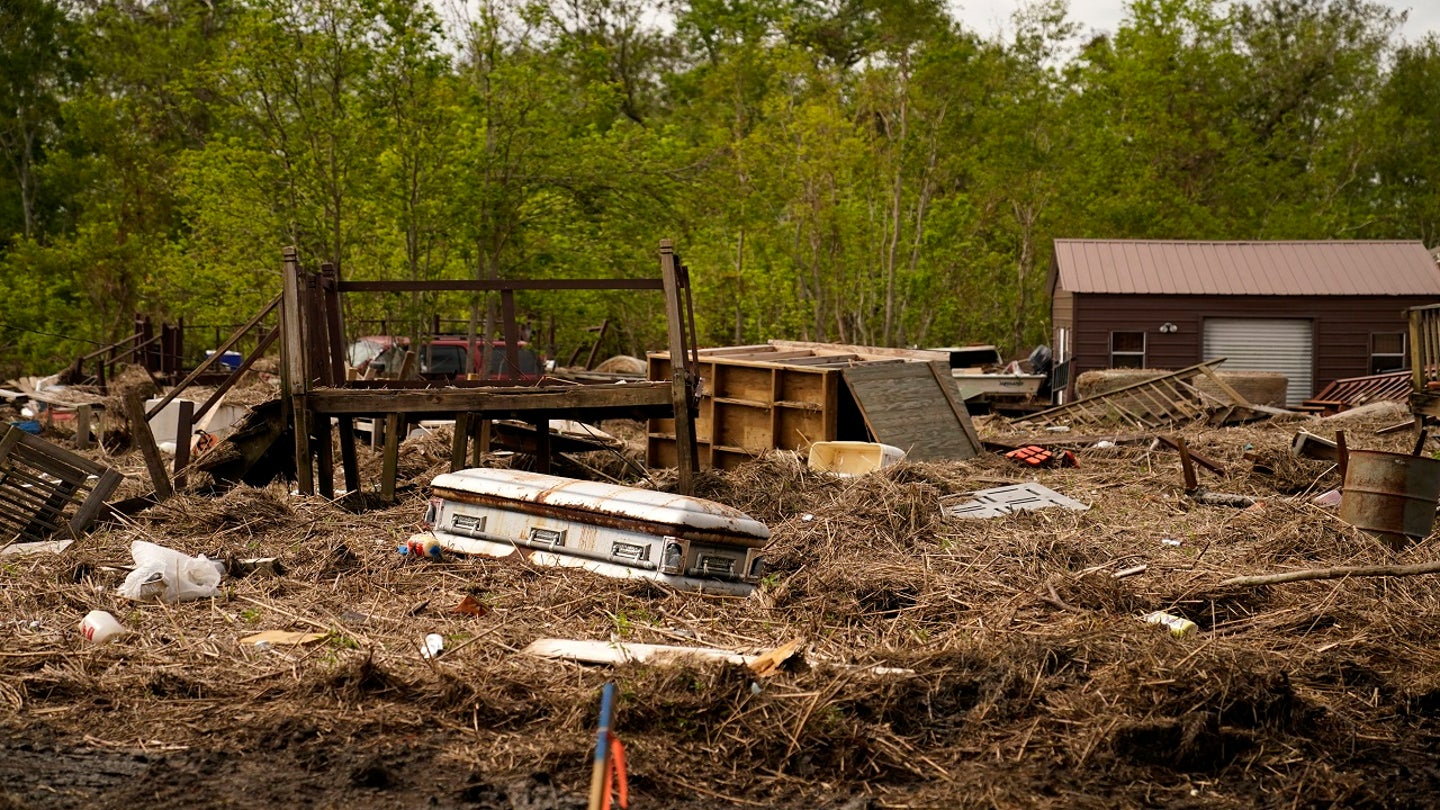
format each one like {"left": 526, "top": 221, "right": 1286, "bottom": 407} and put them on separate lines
{"left": 841, "top": 361, "right": 981, "bottom": 461}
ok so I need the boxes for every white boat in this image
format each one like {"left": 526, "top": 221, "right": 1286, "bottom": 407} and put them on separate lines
{"left": 416, "top": 469, "right": 770, "bottom": 595}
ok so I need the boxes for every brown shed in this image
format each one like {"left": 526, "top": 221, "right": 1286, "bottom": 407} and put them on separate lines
{"left": 1048, "top": 240, "right": 1440, "bottom": 405}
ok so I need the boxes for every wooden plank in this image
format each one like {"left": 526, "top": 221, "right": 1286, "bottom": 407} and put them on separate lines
{"left": 450, "top": 412, "right": 471, "bottom": 472}
{"left": 769, "top": 340, "right": 949, "bottom": 363}
{"left": 928, "top": 360, "right": 982, "bottom": 454}
{"left": 381, "top": 413, "right": 401, "bottom": 504}
{"left": 195, "top": 327, "right": 278, "bottom": 422}
{"left": 307, "top": 383, "right": 674, "bottom": 417}
{"left": 339, "top": 279, "right": 664, "bottom": 292}
{"left": 1023, "top": 360, "right": 1228, "bottom": 426}
{"left": 841, "top": 360, "right": 980, "bottom": 462}
{"left": 145, "top": 295, "right": 281, "bottom": 419}
{"left": 126, "top": 392, "right": 173, "bottom": 501}
{"left": 660, "top": 240, "right": 699, "bottom": 492}
{"left": 70, "top": 468, "right": 123, "bottom": 533}
{"left": 280, "top": 248, "right": 315, "bottom": 496}
{"left": 75, "top": 404, "right": 92, "bottom": 451}
{"left": 1195, "top": 364, "right": 1254, "bottom": 407}
{"left": 315, "top": 413, "right": 335, "bottom": 500}
{"left": 1158, "top": 435, "right": 1227, "bottom": 476}
{"left": 531, "top": 417, "right": 551, "bottom": 474}
{"left": 172, "top": 400, "right": 193, "bottom": 491}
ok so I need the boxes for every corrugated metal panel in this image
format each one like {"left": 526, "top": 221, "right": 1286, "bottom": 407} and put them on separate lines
{"left": 1203, "top": 318, "right": 1314, "bottom": 405}
{"left": 1054, "top": 240, "right": 1440, "bottom": 296}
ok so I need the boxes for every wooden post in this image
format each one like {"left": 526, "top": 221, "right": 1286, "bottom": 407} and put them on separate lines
{"left": 280, "top": 247, "right": 315, "bottom": 495}
{"left": 1335, "top": 429, "right": 1348, "bottom": 483}
{"left": 172, "top": 400, "right": 193, "bottom": 492}
{"left": 660, "top": 240, "right": 699, "bottom": 494}
{"left": 1174, "top": 436, "right": 1199, "bottom": 492}
{"left": 125, "top": 392, "right": 172, "bottom": 500}
{"left": 472, "top": 419, "right": 488, "bottom": 466}
{"left": 320, "top": 263, "right": 360, "bottom": 494}
{"left": 532, "top": 417, "right": 551, "bottom": 474}
{"left": 381, "top": 413, "right": 401, "bottom": 504}
{"left": 450, "top": 412, "right": 471, "bottom": 472}
{"left": 74, "top": 404, "right": 92, "bottom": 451}
{"left": 500, "top": 290, "right": 521, "bottom": 379}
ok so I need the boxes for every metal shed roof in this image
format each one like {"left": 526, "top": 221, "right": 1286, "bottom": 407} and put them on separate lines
{"left": 1053, "top": 240, "right": 1440, "bottom": 296}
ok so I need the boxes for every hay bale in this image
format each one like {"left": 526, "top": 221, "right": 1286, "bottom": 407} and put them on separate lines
{"left": 594, "top": 355, "right": 646, "bottom": 376}
{"left": 1194, "top": 371, "right": 1288, "bottom": 407}
{"left": 1076, "top": 368, "right": 1290, "bottom": 410}
{"left": 1074, "top": 369, "right": 1168, "bottom": 400}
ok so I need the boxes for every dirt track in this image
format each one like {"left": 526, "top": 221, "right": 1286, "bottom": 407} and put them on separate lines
{"left": 5, "top": 405, "right": 1440, "bottom": 808}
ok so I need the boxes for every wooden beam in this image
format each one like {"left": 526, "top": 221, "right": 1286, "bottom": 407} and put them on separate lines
{"left": 172, "top": 400, "right": 193, "bottom": 491}
{"left": 450, "top": 412, "right": 471, "bottom": 472}
{"left": 146, "top": 295, "right": 281, "bottom": 419}
{"left": 338, "top": 279, "right": 664, "bottom": 293}
{"left": 280, "top": 247, "right": 315, "bottom": 495}
{"left": 195, "top": 326, "right": 279, "bottom": 422}
{"left": 500, "top": 289, "right": 521, "bottom": 380}
{"left": 126, "top": 392, "right": 173, "bottom": 501}
{"left": 305, "top": 383, "right": 674, "bottom": 416}
{"left": 381, "top": 413, "right": 401, "bottom": 504}
{"left": 74, "top": 404, "right": 92, "bottom": 451}
{"left": 1157, "top": 435, "right": 1227, "bottom": 476}
{"left": 660, "top": 240, "right": 699, "bottom": 493}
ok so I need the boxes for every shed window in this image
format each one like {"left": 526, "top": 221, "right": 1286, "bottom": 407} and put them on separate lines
{"left": 1110, "top": 331, "right": 1146, "bottom": 369}
{"left": 1371, "top": 332, "right": 1406, "bottom": 375}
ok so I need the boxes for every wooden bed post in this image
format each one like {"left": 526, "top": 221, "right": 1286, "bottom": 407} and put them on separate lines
{"left": 660, "top": 240, "right": 700, "bottom": 494}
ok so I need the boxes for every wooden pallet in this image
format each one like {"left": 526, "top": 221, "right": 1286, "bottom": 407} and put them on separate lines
{"left": 0, "top": 425, "right": 123, "bottom": 545}
{"left": 1018, "top": 360, "right": 1252, "bottom": 430}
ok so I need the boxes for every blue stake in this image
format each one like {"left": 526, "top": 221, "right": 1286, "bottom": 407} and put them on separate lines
{"left": 588, "top": 681, "right": 616, "bottom": 810}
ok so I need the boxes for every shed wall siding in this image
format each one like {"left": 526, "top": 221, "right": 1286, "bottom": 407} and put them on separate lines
{"left": 1052, "top": 289, "right": 1074, "bottom": 331}
{"left": 1068, "top": 294, "right": 1430, "bottom": 398}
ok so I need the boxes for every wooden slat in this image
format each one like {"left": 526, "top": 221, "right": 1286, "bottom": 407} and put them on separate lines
{"left": 126, "top": 392, "right": 173, "bottom": 501}
{"left": 841, "top": 361, "right": 981, "bottom": 462}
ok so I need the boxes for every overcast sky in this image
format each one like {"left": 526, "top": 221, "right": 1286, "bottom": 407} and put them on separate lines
{"left": 951, "top": 0, "right": 1440, "bottom": 43}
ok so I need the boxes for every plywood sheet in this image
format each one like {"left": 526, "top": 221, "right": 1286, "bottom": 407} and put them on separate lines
{"left": 841, "top": 361, "right": 981, "bottom": 461}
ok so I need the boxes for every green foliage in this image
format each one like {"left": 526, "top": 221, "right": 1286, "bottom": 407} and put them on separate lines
{"left": 0, "top": 0, "right": 1435, "bottom": 372}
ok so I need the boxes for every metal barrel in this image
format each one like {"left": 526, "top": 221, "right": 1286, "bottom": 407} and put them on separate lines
{"left": 1340, "top": 450, "right": 1440, "bottom": 544}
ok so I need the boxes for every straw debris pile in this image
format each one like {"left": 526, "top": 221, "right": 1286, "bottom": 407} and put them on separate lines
{"left": 3, "top": 408, "right": 1440, "bottom": 808}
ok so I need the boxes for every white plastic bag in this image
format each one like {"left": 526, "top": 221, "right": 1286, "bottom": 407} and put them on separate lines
{"left": 117, "top": 540, "right": 225, "bottom": 602}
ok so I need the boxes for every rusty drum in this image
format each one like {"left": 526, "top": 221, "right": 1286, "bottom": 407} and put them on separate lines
{"left": 1340, "top": 450, "right": 1440, "bottom": 546}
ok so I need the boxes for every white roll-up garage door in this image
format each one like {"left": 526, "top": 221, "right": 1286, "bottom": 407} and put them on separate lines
{"left": 1202, "top": 318, "right": 1313, "bottom": 406}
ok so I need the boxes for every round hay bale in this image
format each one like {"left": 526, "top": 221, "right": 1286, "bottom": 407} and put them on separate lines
{"left": 1072, "top": 369, "right": 1173, "bottom": 420}
{"left": 594, "top": 355, "right": 647, "bottom": 376}
{"left": 1074, "top": 369, "right": 1167, "bottom": 399}
{"left": 1195, "top": 371, "right": 1288, "bottom": 408}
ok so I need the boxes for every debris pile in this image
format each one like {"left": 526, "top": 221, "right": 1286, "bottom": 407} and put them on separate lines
{"left": 4, "top": 374, "right": 1440, "bottom": 807}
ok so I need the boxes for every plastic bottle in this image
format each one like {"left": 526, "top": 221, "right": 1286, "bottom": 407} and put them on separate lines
{"left": 79, "top": 610, "right": 126, "bottom": 643}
